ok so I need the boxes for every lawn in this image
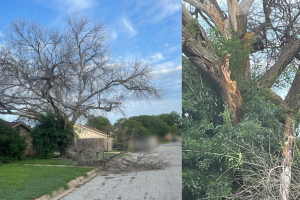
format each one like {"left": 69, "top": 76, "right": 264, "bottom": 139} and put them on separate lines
{"left": 0, "top": 152, "right": 123, "bottom": 199}
{"left": 104, "top": 152, "right": 125, "bottom": 158}
{"left": 0, "top": 164, "right": 93, "bottom": 200}
{"left": 14, "top": 157, "right": 75, "bottom": 165}
{"left": 13, "top": 152, "right": 123, "bottom": 165}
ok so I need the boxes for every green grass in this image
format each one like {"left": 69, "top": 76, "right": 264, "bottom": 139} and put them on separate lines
{"left": 159, "top": 139, "right": 172, "bottom": 144}
{"left": 104, "top": 152, "right": 125, "bottom": 158}
{"left": 0, "top": 164, "right": 93, "bottom": 200}
{"left": 14, "top": 157, "right": 75, "bottom": 165}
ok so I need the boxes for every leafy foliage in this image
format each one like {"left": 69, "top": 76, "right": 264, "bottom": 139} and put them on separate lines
{"left": 158, "top": 111, "right": 182, "bottom": 135}
{"left": 113, "top": 118, "right": 150, "bottom": 138}
{"left": 86, "top": 116, "right": 112, "bottom": 133}
{"left": 157, "top": 111, "right": 181, "bottom": 127}
{"left": 31, "top": 112, "right": 74, "bottom": 157}
{"left": 129, "top": 115, "right": 169, "bottom": 137}
{"left": 182, "top": 57, "right": 284, "bottom": 199}
{"left": 209, "top": 28, "right": 251, "bottom": 81}
{"left": 0, "top": 120, "right": 27, "bottom": 163}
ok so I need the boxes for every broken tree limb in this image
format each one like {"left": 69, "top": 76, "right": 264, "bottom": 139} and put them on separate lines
{"left": 182, "top": 22, "right": 244, "bottom": 125}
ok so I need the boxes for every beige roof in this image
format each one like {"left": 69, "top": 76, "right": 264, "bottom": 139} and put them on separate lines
{"left": 74, "top": 124, "right": 108, "bottom": 137}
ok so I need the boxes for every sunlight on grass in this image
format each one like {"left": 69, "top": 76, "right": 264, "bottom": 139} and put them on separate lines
{"left": 0, "top": 164, "right": 93, "bottom": 200}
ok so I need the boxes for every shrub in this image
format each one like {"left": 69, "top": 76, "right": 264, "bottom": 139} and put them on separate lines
{"left": 31, "top": 112, "right": 74, "bottom": 157}
{"left": 0, "top": 120, "right": 27, "bottom": 163}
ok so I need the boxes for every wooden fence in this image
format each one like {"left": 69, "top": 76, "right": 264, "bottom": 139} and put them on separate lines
{"left": 74, "top": 138, "right": 113, "bottom": 151}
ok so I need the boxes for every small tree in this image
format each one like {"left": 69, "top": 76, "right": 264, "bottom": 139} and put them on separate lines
{"left": 158, "top": 111, "right": 182, "bottom": 131}
{"left": 0, "top": 120, "right": 26, "bottom": 163}
{"left": 130, "top": 115, "right": 169, "bottom": 137}
{"left": 113, "top": 118, "right": 150, "bottom": 139}
{"left": 86, "top": 116, "right": 112, "bottom": 133}
{"left": 31, "top": 112, "right": 74, "bottom": 157}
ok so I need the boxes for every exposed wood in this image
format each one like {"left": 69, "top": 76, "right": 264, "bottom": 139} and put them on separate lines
{"left": 227, "top": 0, "right": 241, "bottom": 30}
{"left": 241, "top": 32, "right": 254, "bottom": 81}
{"left": 182, "top": 22, "right": 244, "bottom": 125}
{"left": 280, "top": 112, "right": 295, "bottom": 200}
{"left": 261, "top": 88, "right": 295, "bottom": 200}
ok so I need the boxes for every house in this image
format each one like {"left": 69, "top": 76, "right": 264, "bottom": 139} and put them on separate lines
{"left": 3, "top": 121, "right": 37, "bottom": 156}
{"left": 73, "top": 124, "right": 113, "bottom": 151}
{"left": 73, "top": 124, "right": 108, "bottom": 138}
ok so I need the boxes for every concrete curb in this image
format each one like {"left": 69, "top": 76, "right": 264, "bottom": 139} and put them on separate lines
{"left": 36, "top": 168, "right": 101, "bottom": 200}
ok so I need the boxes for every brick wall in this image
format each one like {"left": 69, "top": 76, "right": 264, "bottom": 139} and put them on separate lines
{"left": 19, "top": 126, "right": 37, "bottom": 156}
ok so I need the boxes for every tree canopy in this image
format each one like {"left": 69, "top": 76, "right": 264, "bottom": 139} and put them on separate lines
{"left": 86, "top": 116, "right": 112, "bottom": 133}
{"left": 114, "top": 118, "right": 150, "bottom": 137}
{"left": 0, "top": 15, "right": 162, "bottom": 126}
{"left": 129, "top": 115, "right": 169, "bottom": 137}
{"left": 158, "top": 111, "right": 181, "bottom": 127}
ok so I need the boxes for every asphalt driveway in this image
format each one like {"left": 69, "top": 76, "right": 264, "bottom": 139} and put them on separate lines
{"left": 61, "top": 142, "right": 182, "bottom": 200}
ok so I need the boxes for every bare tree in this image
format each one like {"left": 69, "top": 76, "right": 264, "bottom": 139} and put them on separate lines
{"left": 182, "top": 0, "right": 300, "bottom": 199}
{"left": 0, "top": 15, "right": 161, "bottom": 127}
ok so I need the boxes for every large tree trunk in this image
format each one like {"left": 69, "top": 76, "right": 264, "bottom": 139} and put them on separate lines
{"left": 280, "top": 112, "right": 295, "bottom": 200}
{"left": 182, "top": 6, "right": 244, "bottom": 125}
{"left": 278, "top": 67, "right": 300, "bottom": 200}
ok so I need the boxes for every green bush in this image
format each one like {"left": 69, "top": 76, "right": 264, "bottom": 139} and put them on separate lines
{"left": 31, "top": 112, "right": 74, "bottom": 157}
{"left": 129, "top": 115, "right": 169, "bottom": 137}
{"left": 182, "top": 57, "right": 284, "bottom": 199}
{"left": 0, "top": 120, "right": 27, "bottom": 163}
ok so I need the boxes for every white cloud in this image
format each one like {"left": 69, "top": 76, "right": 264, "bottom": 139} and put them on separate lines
{"left": 154, "top": 65, "right": 182, "bottom": 74}
{"left": 0, "top": 31, "right": 4, "bottom": 37}
{"left": 153, "top": 65, "right": 182, "bottom": 81}
{"left": 152, "top": 1, "right": 181, "bottom": 22}
{"left": 150, "top": 53, "right": 164, "bottom": 62}
{"left": 164, "top": 44, "right": 169, "bottom": 47}
{"left": 121, "top": 18, "right": 137, "bottom": 37}
{"left": 153, "top": 61, "right": 175, "bottom": 71}
{"left": 111, "top": 28, "right": 117, "bottom": 40}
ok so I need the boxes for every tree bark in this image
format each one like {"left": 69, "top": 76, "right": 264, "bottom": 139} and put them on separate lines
{"left": 260, "top": 41, "right": 300, "bottom": 88}
{"left": 182, "top": 5, "right": 244, "bottom": 125}
{"left": 285, "top": 67, "right": 300, "bottom": 114}
{"left": 280, "top": 112, "right": 295, "bottom": 200}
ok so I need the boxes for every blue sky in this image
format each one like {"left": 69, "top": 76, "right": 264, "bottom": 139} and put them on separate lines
{"left": 0, "top": 0, "right": 182, "bottom": 125}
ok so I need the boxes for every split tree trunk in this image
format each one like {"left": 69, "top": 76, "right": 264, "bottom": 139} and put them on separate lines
{"left": 182, "top": 6, "right": 244, "bottom": 125}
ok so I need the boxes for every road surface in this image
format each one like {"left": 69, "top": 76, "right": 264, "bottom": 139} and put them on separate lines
{"left": 61, "top": 142, "right": 182, "bottom": 200}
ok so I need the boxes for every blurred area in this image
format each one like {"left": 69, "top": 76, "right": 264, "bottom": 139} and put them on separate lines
{"left": 128, "top": 134, "right": 182, "bottom": 153}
